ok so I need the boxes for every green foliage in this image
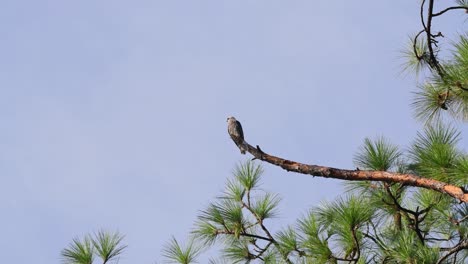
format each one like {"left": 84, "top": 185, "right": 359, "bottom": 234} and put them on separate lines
{"left": 456, "top": 0, "right": 468, "bottom": 7}
{"left": 186, "top": 119, "right": 468, "bottom": 262}
{"left": 234, "top": 160, "right": 263, "bottom": 191}
{"left": 252, "top": 193, "right": 281, "bottom": 220}
{"left": 353, "top": 136, "right": 402, "bottom": 171}
{"left": 162, "top": 237, "right": 202, "bottom": 264}
{"left": 275, "top": 227, "right": 299, "bottom": 257}
{"left": 316, "top": 196, "right": 373, "bottom": 258}
{"left": 316, "top": 196, "right": 374, "bottom": 231}
{"left": 383, "top": 229, "right": 440, "bottom": 263}
{"left": 447, "top": 34, "right": 468, "bottom": 120}
{"left": 61, "top": 236, "right": 94, "bottom": 264}
{"left": 453, "top": 35, "right": 468, "bottom": 67}
{"left": 207, "top": 258, "right": 231, "bottom": 264}
{"left": 297, "top": 212, "right": 332, "bottom": 263}
{"left": 452, "top": 156, "right": 468, "bottom": 185}
{"left": 61, "top": 230, "right": 126, "bottom": 264}
{"left": 412, "top": 83, "right": 447, "bottom": 123}
{"left": 348, "top": 137, "right": 409, "bottom": 229}
{"left": 191, "top": 162, "right": 287, "bottom": 262}
{"left": 222, "top": 239, "right": 253, "bottom": 263}
{"left": 92, "top": 231, "right": 126, "bottom": 264}
{"left": 193, "top": 199, "right": 248, "bottom": 246}
{"left": 401, "top": 37, "right": 430, "bottom": 76}
{"left": 186, "top": 144, "right": 468, "bottom": 263}
{"left": 409, "top": 124, "right": 461, "bottom": 181}
{"left": 224, "top": 178, "right": 245, "bottom": 202}
{"left": 410, "top": 33, "right": 468, "bottom": 122}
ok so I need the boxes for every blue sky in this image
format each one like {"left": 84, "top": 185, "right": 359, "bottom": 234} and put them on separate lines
{"left": 1, "top": 1, "right": 467, "bottom": 263}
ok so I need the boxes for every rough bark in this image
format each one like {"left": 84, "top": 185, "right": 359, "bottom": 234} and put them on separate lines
{"left": 236, "top": 140, "right": 468, "bottom": 203}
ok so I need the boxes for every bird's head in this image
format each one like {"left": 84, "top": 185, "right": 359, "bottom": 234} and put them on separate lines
{"left": 227, "top": 116, "right": 236, "bottom": 122}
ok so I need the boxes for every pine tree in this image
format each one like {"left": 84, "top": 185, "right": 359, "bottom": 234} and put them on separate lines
{"left": 61, "top": 230, "right": 126, "bottom": 264}
{"left": 161, "top": 0, "right": 468, "bottom": 262}
{"left": 62, "top": 1, "right": 468, "bottom": 263}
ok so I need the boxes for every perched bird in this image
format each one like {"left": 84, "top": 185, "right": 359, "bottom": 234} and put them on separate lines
{"left": 227, "top": 116, "right": 246, "bottom": 154}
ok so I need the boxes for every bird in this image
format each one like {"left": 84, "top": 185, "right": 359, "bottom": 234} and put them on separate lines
{"left": 227, "top": 116, "right": 246, "bottom": 154}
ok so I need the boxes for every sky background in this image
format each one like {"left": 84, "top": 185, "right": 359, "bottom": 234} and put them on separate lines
{"left": 1, "top": 0, "right": 467, "bottom": 263}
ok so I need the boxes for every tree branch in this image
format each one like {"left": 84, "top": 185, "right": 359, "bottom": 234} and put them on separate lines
{"left": 215, "top": 230, "right": 271, "bottom": 242}
{"left": 420, "top": 0, "right": 427, "bottom": 31}
{"left": 413, "top": 29, "right": 425, "bottom": 60}
{"left": 237, "top": 140, "right": 468, "bottom": 203}
{"left": 432, "top": 6, "right": 468, "bottom": 17}
{"left": 425, "top": 0, "right": 445, "bottom": 78}
{"left": 241, "top": 201, "right": 293, "bottom": 264}
{"left": 350, "top": 227, "right": 361, "bottom": 263}
{"left": 252, "top": 241, "right": 272, "bottom": 259}
{"left": 436, "top": 240, "right": 468, "bottom": 264}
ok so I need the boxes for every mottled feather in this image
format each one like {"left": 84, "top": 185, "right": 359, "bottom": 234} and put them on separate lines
{"left": 227, "top": 116, "right": 246, "bottom": 154}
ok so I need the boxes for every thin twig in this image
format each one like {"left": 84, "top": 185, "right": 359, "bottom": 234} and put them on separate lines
{"left": 433, "top": 6, "right": 468, "bottom": 17}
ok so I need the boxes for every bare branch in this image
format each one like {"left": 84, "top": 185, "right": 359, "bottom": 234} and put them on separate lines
{"left": 235, "top": 139, "right": 468, "bottom": 203}
{"left": 433, "top": 6, "right": 468, "bottom": 17}
{"left": 425, "top": 0, "right": 445, "bottom": 77}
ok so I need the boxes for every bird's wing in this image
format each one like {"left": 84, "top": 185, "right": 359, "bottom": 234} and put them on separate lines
{"left": 235, "top": 120, "right": 244, "bottom": 140}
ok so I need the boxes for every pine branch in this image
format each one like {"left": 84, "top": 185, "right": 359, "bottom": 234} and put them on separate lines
{"left": 436, "top": 240, "right": 468, "bottom": 264}
{"left": 425, "top": 0, "right": 445, "bottom": 78}
{"left": 432, "top": 6, "right": 468, "bottom": 17}
{"left": 233, "top": 138, "right": 468, "bottom": 203}
{"left": 215, "top": 230, "right": 271, "bottom": 242}
{"left": 241, "top": 200, "right": 293, "bottom": 263}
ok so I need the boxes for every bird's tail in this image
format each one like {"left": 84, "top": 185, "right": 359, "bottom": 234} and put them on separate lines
{"left": 240, "top": 142, "right": 247, "bottom": 155}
